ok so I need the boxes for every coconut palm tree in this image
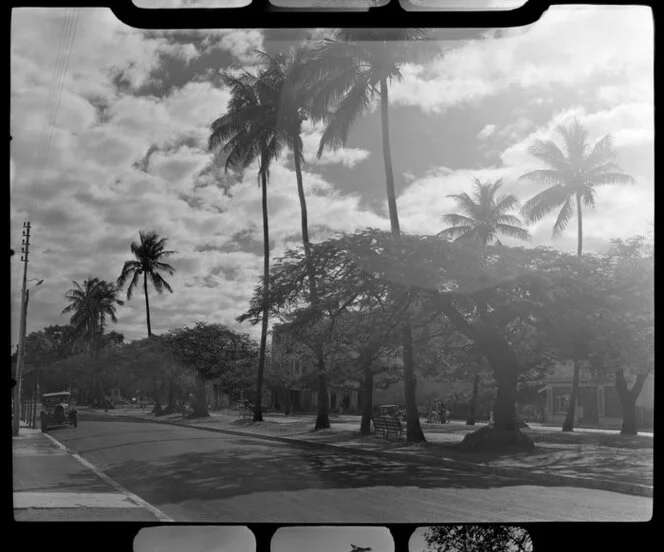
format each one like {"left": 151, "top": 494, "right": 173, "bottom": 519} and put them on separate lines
{"left": 520, "top": 119, "right": 635, "bottom": 257}
{"left": 311, "top": 28, "right": 429, "bottom": 441}
{"left": 63, "top": 278, "right": 123, "bottom": 407}
{"left": 210, "top": 71, "right": 283, "bottom": 423}
{"left": 117, "top": 231, "right": 176, "bottom": 338}
{"left": 63, "top": 277, "right": 123, "bottom": 359}
{"left": 439, "top": 179, "right": 530, "bottom": 245}
{"left": 520, "top": 119, "right": 634, "bottom": 432}
{"left": 256, "top": 47, "right": 335, "bottom": 430}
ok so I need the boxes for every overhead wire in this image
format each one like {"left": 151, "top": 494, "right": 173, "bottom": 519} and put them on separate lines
{"left": 29, "top": 8, "right": 81, "bottom": 217}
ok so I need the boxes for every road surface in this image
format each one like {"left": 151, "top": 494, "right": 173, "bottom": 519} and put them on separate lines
{"left": 42, "top": 414, "right": 652, "bottom": 522}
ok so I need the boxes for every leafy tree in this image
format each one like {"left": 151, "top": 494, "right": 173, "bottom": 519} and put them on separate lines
{"left": 164, "top": 323, "right": 259, "bottom": 418}
{"left": 117, "top": 230, "right": 176, "bottom": 338}
{"left": 424, "top": 525, "right": 533, "bottom": 552}
{"left": 239, "top": 234, "right": 407, "bottom": 432}
{"left": 520, "top": 119, "right": 634, "bottom": 257}
{"left": 311, "top": 28, "right": 430, "bottom": 442}
{"left": 210, "top": 71, "right": 284, "bottom": 423}
{"left": 439, "top": 179, "right": 530, "bottom": 245}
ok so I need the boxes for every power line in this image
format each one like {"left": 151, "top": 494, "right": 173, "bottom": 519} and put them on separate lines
{"left": 29, "top": 8, "right": 81, "bottom": 218}
{"left": 24, "top": 9, "right": 73, "bottom": 215}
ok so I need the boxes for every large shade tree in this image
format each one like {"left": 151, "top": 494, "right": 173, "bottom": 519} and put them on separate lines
{"left": 210, "top": 71, "right": 283, "bottom": 422}
{"left": 117, "top": 231, "right": 176, "bottom": 338}
{"left": 311, "top": 28, "right": 430, "bottom": 442}
{"left": 520, "top": 119, "right": 634, "bottom": 257}
{"left": 439, "top": 179, "right": 530, "bottom": 246}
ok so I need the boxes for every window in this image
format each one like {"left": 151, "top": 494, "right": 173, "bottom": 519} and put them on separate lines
{"left": 552, "top": 387, "right": 572, "bottom": 414}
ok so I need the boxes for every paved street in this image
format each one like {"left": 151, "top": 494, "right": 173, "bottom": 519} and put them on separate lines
{"left": 35, "top": 413, "right": 652, "bottom": 522}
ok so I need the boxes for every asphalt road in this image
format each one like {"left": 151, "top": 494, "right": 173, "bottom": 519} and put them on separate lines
{"left": 45, "top": 414, "right": 652, "bottom": 522}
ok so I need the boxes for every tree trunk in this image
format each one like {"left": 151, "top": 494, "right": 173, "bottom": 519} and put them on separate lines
{"left": 576, "top": 192, "right": 583, "bottom": 257}
{"left": 284, "top": 383, "right": 291, "bottom": 415}
{"left": 193, "top": 371, "right": 210, "bottom": 418}
{"left": 466, "top": 371, "right": 479, "bottom": 425}
{"left": 314, "top": 352, "right": 330, "bottom": 430}
{"left": 254, "top": 170, "right": 270, "bottom": 423}
{"left": 616, "top": 369, "right": 648, "bottom": 435}
{"left": 360, "top": 368, "right": 374, "bottom": 435}
{"left": 152, "top": 380, "right": 163, "bottom": 415}
{"left": 379, "top": 76, "right": 425, "bottom": 443}
{"left": 562, "top": 358, "right": 581, "bottom": 432}
{"left": 457, "top": 330, "right": 534, "bottom": 451}
{"left": 143, "top": 272, "right": 152, "bottom": 338}
{"left": 164, "top": 378, "right": 176, "bottom": 414}
{"left": 212, "top": 383, "right": 220, "bottom": 411}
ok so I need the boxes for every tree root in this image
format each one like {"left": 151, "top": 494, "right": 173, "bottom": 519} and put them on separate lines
{"left": 455, "top": 425, "right": 535, "bottom": 453}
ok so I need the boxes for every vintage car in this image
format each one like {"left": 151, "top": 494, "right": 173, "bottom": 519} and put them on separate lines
{"left": 377, "top": 404, "right": 407, "bottom": 421}
{"left": 40, "top": 391, "right": 78, "bottom": 432}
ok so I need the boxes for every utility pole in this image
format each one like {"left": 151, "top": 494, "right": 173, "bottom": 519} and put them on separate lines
{"left": 12, "top": 221, "right": 31, "bottom": 437}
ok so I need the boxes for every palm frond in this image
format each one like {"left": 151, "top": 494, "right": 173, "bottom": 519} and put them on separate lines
{"left": 520, "top": 184, "right": 568, "bottom": 223}
{"left": 552, "top": 196, "right": 575, "bottom": 239}
{"left": 495, "top": 223, "right": 531, "bottom": 241}
{"left": 519, "top": 169, "right": 567, "bottom": 188}
{"left": 527, "top": 140, "right": 571, "bottom": 174}
{"left": 587, "top": 172, "right": 636, "bottom": 186}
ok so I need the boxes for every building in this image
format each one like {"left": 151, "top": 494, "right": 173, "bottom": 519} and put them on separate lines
{"left": 269, "top": 324, "right": 360, "bottom": 414}
{"left": 535, "top": 361, "right": 654, "bottom": 429}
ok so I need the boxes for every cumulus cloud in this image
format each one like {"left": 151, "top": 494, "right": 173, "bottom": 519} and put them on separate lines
{"left": 390, "top": 6, "right": 653, "bottom": 113}
{"left": 477, "top": 123, "right": 496, "bottom": 140}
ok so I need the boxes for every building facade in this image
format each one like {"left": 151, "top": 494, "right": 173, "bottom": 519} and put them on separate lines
{"left": 534, "top": 361, "right": 654, "bottom": 429}
{"left": 269, "top": 324, "right": 360, "bottom": 414}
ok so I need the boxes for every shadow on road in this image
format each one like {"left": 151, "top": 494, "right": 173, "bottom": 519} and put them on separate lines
{"left": 99, "top": 437, "right": 583, "bottom": 506}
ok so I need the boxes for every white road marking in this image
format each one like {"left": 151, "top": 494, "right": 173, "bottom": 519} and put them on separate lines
{"left": 14, "top": 491, "right": 141, "bottom": 509}
{"left": 42, "top": 432, "right": 174, "bottom": 522}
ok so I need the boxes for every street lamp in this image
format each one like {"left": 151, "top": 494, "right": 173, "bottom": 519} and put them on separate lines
{"left": 12, "top": 278, "right": 44, "bottom": 436}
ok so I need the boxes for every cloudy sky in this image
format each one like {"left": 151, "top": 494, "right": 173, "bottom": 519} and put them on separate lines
{"left": 10, "top": 5, "right": 654, "bottom": 348}
{"left": 133, "top": 525, "right": 255, "bottom": 552}
{"left": 272, "top": 526, "right": 394, "bottom": 552}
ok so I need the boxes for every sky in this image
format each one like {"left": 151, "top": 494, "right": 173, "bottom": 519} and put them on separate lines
{"left": 271, "top": 526, "right": 394, "bottom": 552}
{"left": 10, "top": 5, "right": 654, "bottom": 348}
{"left": 133, "top": 525, "right": 255, "bottom": 552}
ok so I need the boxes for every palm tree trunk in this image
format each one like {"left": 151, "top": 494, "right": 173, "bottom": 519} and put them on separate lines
{"left": 294, "top": 138, "right": 330, "bottom": 430}
{"left": 254, "top": 171, "right": 270, "bottom": 423}
{"left": 466, "top": 371, "right": 480, "bottom": 425}
{"left": 576, "top": 192, "right": 583, "bottom": 257}
{"left": 143, "top": 272, "right": 152, "bottom": 337}
{"left": 562, "top": 357, "right": 581, "bottom": 432}
{"left": 379, "top": 77, "right": 425, "bottom": 443}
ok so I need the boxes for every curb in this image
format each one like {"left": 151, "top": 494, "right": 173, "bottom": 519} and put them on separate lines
{"left": 86, "top": 411, "right": 653, "bottom": 498}
{"left": 25, "top": 426, "right": 173, "bottom": 521}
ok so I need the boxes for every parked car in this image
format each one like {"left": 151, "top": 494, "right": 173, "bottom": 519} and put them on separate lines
{"left": 40, "top": 392, "right": 78, "bottom": 432}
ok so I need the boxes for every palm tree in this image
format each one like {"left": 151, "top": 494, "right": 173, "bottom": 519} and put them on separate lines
{"left": 439, "top": 179, "right": 530, "bottom": 245}
{"left": 256, "top": 47, "right": 334, "bottom": 430}
{"left": 210, "top": 71, "right": 283, "bottom": 423}
{"left": 311, "top": 28, "right": 429, "bottom": 442}
{"left": 520, "top": 119, "right": 635, "bottom": 257}
{"left": 520, "top": 119, "right": 634, "bottom": 432}
{"left": 117, "top": 231, "right": 176, "bottom": 338}
{"left": 63, "top": 278, "right": 123, "bottom": 407}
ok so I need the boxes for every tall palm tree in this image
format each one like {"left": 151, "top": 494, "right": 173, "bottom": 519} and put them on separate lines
{"left": 210, "top": 71, "right": 283, "bottom": 423}
{"left": 520, "top": 119, "right": 634, "bottom": 432}
{"left": 256, "top": 47, "right": 334, "bottom": 430}
{"left": 117, "top": 231, "right": 176, "bottom": 338}
{"left": 439, "top": 179, "right": 530, "bottom": 245}
{"left": 311, "top": 28, "right": 429, "bottom": 442}
{"left": 520, "top": 119, "right": 635, "bottom": 257}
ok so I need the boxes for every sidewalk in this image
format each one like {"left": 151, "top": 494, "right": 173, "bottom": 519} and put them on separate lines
{"left": 12, "top": 425, "right": 172, "bottom": 521}
{"left": 89, "top": 407, "right": 653, "bottom": 498}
